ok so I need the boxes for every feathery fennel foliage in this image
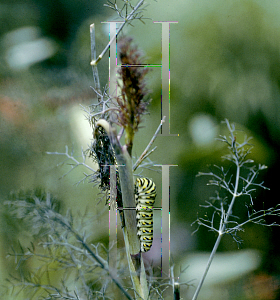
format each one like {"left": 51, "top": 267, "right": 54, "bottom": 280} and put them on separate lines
{"left": 191, "top": 119, "right": 279, "bottom": 300}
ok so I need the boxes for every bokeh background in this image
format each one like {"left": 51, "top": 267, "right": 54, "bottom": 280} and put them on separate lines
{"left": 1, "top": 0, "right": 280, "bottom": 299}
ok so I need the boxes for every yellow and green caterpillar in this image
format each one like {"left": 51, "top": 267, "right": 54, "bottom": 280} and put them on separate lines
{"left": 135, "top": 178, "right": 156, "bottom": 252}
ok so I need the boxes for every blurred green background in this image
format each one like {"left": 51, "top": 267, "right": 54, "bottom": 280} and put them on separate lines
{"left": 1, "top": 0, "right": 280, "bottom": 299}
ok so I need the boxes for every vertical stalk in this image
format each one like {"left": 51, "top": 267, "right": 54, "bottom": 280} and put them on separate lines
{"left": 116, "top": 146, "right": 149, "bottom": 300}
{"left": 123, "top": 226, "right": 149, "bottom": 300}
{"left": 95, "top": 120, "right": 149, "bottom": 300}
{"left": 90, "top": 24, "right": 101, "bottom": 95}
{"left": 192, "top": 164, "right": 240, "bottom": 300}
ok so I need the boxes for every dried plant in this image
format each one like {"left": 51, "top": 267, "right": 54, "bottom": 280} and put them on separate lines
{"left": 116, "top": 36, "right": 151, "bottom": 155}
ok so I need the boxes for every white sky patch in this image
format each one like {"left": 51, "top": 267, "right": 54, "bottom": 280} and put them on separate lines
{"left": 3, "top": 26, "right": 58, "bottom": 71}
{"left": 189, "top": 114, "right": 218, "bottom": 147}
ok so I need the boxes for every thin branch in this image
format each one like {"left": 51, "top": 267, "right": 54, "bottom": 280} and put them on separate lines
{"left": 191, "top": 119, "right": 273, "bottom": 300}
{"left": 5, "top": 197, "right": 134, "bottom": 300}
{"left": 46, "top": 145, "right": 97, "bottom": 182}
{"left": 90, "top": 24, "right": 101, "bottom": 95}
{"left": 133, "top": 116, "right": 165, "bottom": 171}
{"left": 90, "top": 0, "right": 145, "bottom": 66}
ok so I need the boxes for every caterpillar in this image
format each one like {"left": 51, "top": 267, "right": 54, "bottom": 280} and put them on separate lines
{"left": 135, "top": 177, "right": 156, "bottom": 252}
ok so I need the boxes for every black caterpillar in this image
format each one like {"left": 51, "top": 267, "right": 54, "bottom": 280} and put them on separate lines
{"left": 135, "top": 177, "right": 156, "bottom": 252}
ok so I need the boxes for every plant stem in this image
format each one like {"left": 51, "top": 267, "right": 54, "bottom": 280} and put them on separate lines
{"left": 133, "top": 117, "right": 166, "bottom": 171}
{"left": 90, "top": 23, "right": 101, "bottom": 96}
{"left": 191, "top": 233, "right": 222, "bottom": 300}
{"left": 94, "top": 119, "right": 149, "bottom": 298}
{"left": 123, "top": 227, "right": 149, "bottom": 300}
{"left": 192, "top": 164, "right": 240, "bottom": 300}
{"left": 90, "top": 0, "right": 144, "bottom": 66}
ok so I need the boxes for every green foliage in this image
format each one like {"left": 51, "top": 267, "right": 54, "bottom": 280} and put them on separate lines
{"left": 4, "top": 191, "right": 132, "bottom": 300}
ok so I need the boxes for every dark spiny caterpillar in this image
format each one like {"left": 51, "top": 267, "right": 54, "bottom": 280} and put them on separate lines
{"left": 135, "top": 177, "right": 156, "bottom": 252}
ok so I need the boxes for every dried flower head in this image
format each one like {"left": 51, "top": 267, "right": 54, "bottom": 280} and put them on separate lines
{"left": 116, "top": 36, "right": 151, "bottom": 155}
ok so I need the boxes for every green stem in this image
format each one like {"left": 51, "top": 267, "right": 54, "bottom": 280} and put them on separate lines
{"left": 192, "top": 164, "right": 240, "bottom": 300}
{"left": 95, "top": 120, "right": 149, "bottom": 299}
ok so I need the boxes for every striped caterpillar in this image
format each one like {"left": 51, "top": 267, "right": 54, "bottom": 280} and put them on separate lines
{"left": 135, "top": 177, "right": 156, "bottom": 252}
